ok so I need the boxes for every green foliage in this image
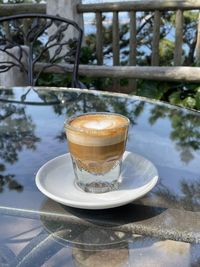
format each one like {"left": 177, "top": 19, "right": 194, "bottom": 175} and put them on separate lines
{"left": 80, "top": 46, "right": 96, "bottom": 64}
{"left": 78, "top": 10, "right": 200, "bottom": 111}
{"left": 159, "top": 38, "right": 174, "bottom": 66}
{"left": 169, "top": 91, "right": 182, "bottom": 106}
{"left": 195, "top": 90, "right": 200, "bottom": 109}
{"left": 136, "top": 81, "right": 200, "bottom": 111}
{"left": 168, "top": 84, "right": 200, "bottom": 110}
{"left": 2, "top": 2, "right": 200, "bottom": 110}
{"left": 37, "top": 73, "right": 72, "bottom": 87}
{"left": 136, "top": 81, "right": 170, "bottom": 99}
{"left": 182, "top": 96, "right": 196, "bottom": 109}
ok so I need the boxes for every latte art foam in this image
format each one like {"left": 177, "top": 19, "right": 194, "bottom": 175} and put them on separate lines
{"left": 70, "top": 114, "right": 127, "bottom": 130}
{"left": 67, "top": 114, "right": 129, "bottom": 147}
{"left": 83, "top": 120, "right": 114, "bottom": 130}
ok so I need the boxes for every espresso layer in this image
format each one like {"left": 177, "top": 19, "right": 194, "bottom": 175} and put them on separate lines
{"left": 68, "top": 141, "right": 126, "bottom": 174}
{"left": 68, "top": 140, "right": 126, "bottom": 161}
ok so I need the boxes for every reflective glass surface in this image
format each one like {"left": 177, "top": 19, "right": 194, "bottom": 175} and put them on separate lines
{"left": 0, "top": 87, "right": 200, "bottom": 266}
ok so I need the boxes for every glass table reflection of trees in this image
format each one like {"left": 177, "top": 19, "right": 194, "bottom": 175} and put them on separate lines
{"left": 0, "top": 87, "right": 200, "bottom": 267}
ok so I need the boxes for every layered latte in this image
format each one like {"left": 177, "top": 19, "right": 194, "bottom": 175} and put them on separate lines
{"left": 65, "top": 113, "right": 129, "bottom": 174}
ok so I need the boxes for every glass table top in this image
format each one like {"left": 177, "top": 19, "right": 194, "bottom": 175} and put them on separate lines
{"left": 0, "top": 87, "right": 200, "bottom": 266}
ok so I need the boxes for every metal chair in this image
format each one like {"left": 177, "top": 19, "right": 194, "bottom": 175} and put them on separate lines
{"left": 0, "top": 13, "right": 83, "bottom": 87}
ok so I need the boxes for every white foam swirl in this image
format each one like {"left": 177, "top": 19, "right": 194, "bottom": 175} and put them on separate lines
{"left": 83, "top": 120, "right": 114, "bottom": 130}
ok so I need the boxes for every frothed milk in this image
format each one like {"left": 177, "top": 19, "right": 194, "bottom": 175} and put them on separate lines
{"left": 65, "top": 113, "right": 129, "bottom": 193}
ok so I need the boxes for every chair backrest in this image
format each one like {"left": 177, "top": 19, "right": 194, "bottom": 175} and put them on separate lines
{"left": 0, "top": 13, "right": 83, "bottom": 87}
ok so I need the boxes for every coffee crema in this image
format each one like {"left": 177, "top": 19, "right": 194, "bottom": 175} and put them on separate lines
{"left": 65, "top": 113, "right": 129, "bottom": 174}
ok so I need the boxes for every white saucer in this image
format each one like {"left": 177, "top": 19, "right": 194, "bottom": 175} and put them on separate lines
{"left": 35, "top": 151, "right": 159, "bottom": 210}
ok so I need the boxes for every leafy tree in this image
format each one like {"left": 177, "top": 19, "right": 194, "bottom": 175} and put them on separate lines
{"left": 1, "top": 1, "right": 200, "bottom": 110}
{"left": 82, "top": 10, "right": 200, "bottom": 110}
{"left": 0, "top": 89, "right": 41, "bottom": 192}
{"left": 156, "top": 178, "right": 200, "bottom": 212}
{"left": 149, "top": 104, "right": 200, "bottom": 163}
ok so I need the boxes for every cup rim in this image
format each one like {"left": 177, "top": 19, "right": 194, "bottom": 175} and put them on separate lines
{"left": 64, "top": 112, "right": 130, "bottom": 133}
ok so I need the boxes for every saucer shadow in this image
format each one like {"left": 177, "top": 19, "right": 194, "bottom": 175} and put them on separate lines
{"left": 39, "top": 198, "right": 166, "bottom": 249}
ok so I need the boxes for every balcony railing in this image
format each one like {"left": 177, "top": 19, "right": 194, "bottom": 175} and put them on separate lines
{"left": 1, "top": 1, "right": 200, "bottom": 87}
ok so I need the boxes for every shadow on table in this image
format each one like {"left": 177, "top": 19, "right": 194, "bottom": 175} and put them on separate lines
{"left": 39, "top": 198, "right": 165, "bottom": 249}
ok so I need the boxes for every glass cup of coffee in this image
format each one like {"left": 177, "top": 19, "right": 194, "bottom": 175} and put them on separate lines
{"left": 64, "top": 112, "right": 129, "bottom": 193}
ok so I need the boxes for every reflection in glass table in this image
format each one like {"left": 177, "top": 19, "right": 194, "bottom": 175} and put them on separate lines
{"left": 0, "top": 87, "right": 200, "bottom": 266}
